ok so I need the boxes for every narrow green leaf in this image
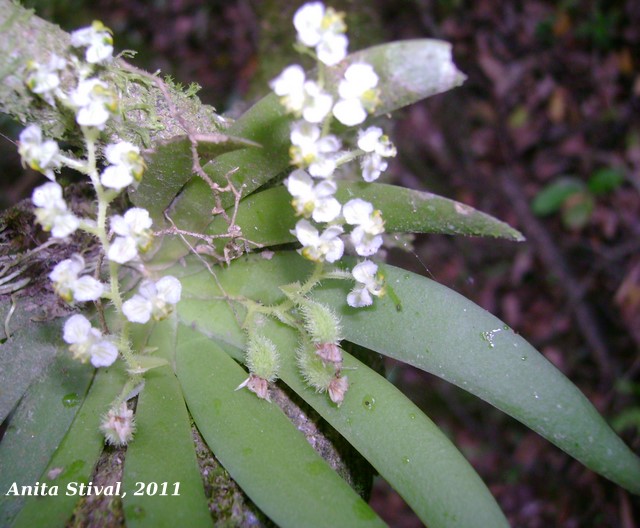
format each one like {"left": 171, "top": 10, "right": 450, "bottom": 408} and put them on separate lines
{"left": 174, "top": 258, "right": 509, "bottom": 527}
{"left": 0, "top": 305, "right": 62, "bottom": 423}
{"left": 175, "top": 324, "right": 385, "bottom": 528}
{"left": 203, "top": 182, "right": 524, "bottom": 251}
{"left": 0, "top": 354, "right": 92, "bottom": 527}
{"left": 215, "top": 330, "right": 509, "bottom": 528}
{"left": 531, "top": 176, "right": 584, "bottom": 216}
{"left": 174, "top": 251, "right": 640, "bottom": 495}
{"left": 129, "top": 133, "right": 261, "bottom": 223}
{"left": 311, "top": 261, "right": 640, "bottom": 495}
{"left": 12, "top": 364, "right": 127, "bottom": 528}
{"left": 123, "top": 317, "right": 213, "bottom": 528}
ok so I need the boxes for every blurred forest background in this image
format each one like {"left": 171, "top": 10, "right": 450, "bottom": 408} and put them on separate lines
{"left": 1, "top": 1, "right": 639, "bottom": 526}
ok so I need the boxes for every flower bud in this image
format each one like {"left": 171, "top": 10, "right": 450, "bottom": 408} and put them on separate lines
{"left": 300, "top": 300, "right": 341, "bottom": 346}
{"left": 100, "top": 403, "right": 135, "bottom": 446}
{"left": 245, "top": 334, "right": 280, "bottom": 383}
{"left": 296, "top": 342, "right": 336, "bottom": 394}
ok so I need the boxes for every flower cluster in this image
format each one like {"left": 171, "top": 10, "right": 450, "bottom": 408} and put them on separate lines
{"left": 272, "top": 3, "right": 395, "bottom": 309}
{"left": 17, "top": 22, "right": 181, "bottom": 445}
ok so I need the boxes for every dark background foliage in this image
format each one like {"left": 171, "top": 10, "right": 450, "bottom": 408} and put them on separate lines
{"left": 1, "top": 1, "right": 639, "bottom": 526}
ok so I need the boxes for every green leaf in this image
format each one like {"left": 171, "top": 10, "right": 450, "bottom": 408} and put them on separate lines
{"left": 588, "top": 167, "right": 625, "bottom": 195}
{"left": 174, "top": 257, "right": 509, "bottom": 527}
{"left": 122, "top": 317, "right": 213, "bottom": 528}
{"left": 175, "top": 324, "right": 385, "bottom": 528}
{"left": 0, "top": 303, "right": 63, "bottom": 423}
{"left": 311, "top": 260, "right": 640, "bottom": 495}
{"left": 12, "top": 364, "right": 127, "bottom": 527}
{"left": 174, "top": 251, "right": 640, "bottom": 496}
{"left": 159, "top": 39, "right": 465, "bottom": 256}
{"left": 203, "top": 182, "right": 524, "bottom": 252}
{"left": 531, "top": 177, "right": 584, "bottom": 216}
{"left": 225, "top": 331, "right": 509, "bottom": 528}
{"left": 0, "top": 354, "right": 92, "bottom": 527}
{"left": 129, "top": 132, "right": 260, "bottom": 224}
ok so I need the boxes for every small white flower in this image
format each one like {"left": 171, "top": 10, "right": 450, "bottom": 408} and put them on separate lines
{"left": 332, "top": 64, "right": 380, "bottom": 126}
{"left": 292, "top": 219, "right": 344, "bottom": 263}
{"left": 316, "top": 33, "right": 348, "bottom": 67}
{"left": 122, "top": 276, "right": 182, "bottom": 324}
{"left": 357, "top": 127, "right": 396, "bottom": 182}
{"left": 101, "top": 141, "right": 145, "bottom": 190}
{"left": 342, "top": 198, "right": 385, "bottom": 256}
{"left": 347, "top": 259, "right": 385, "bottom": 307}
{"left": 290, "top": 121, "right": 341, "bottom": 178}
{"left": 301, "top": 81, "right": 333, "bottom": 124}
{"left": 49, "top": 254, "right": 104, "bottom": 302}
{"left": 270, "top": 66, "right": 333, "bottom": 123}
{"left": 293, "top": 2, "right": 326, "bottom": 47}
{"left": 25, "top": 54, "right": 66, "bottom": 106}
{"left": 71, "top": 78, "right": 118, "bottom": 129}
{"left": 100, "top": 402, "right": 135, "bottom": 446}
{"left": 32, "top": 182, "right": 80, "bottom": 238}
{"left": 70, "top": 21, "right": 114, "bottom": 64}
{"left": 107, "top": 208, "right": 153, "bottom": 264}
{"left": 63, "top": 314, "right": 118, "bottom": 367}
{"left": 285, "top": 169, "right": 341, "bottom": 223}
{"left": 18, "top": 125, "right": 62, "bottom": 181}
{"left": 271, "top": 64, "right": 306, "bottom": 114}
{"left": 293, "top": 3, "right": 348, "bottom": 66}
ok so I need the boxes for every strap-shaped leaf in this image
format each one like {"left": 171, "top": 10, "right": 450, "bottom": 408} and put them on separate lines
{"left": 122, "top": 317, "right": 213, "bottom": 528}
{"left": 174, "top": 258, "right": 512, "bottom": 527}
{"left": 12, "top": 364, "right": 127, "bottom": 527}
{"left": 202, "top": 182, "right": 524, "bottom": 252}
{"left": 162, "top": 39, "right": 465, "bottom": 247}
{"left": 0, "top": 304, "right": 63, "bottom": 423}
{"left": 129, "top": 133, "right": 260, "bottom": 223}
{"left": 210, "top": 330, "right": 509, "bottom": 528}
{"left": 311, "top": 261, "right": 640, "bottom": 495}
{"left": 173, "top": 251, "right": 640, "bottom": 496}
{"left": 0, "top": 354, "right": 92, "bottom": 527}
{"left": 175, "top": 324, "right": 385, "bottom": 528}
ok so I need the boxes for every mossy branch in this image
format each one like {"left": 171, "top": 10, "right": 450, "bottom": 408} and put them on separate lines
{"left": 0, "top": 0, "right": 225, "bottom": 148}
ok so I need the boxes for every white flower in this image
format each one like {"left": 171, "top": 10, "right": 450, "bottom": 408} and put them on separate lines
{"left": 332, "top": 63, "right": 380, "bottom": 126}
{"left": 347, "top": 260, "right": 385, "bottom": 307}
{"left": 101, "top": 141, "right": 145, "bottom": 190}
{"left": 270, "top": 66, "right": 333, "bottom": 123}
{"left": 70, "top": 78, "right": 118, "bottom": 129}
{"left": 107, "top": 208, "right": 153, "bottom": 264}
{"left": 100, "top": 402, "right": 135, "bottom": 446}
{"left": 63, "top": 314, "right": 118, "bottom": 367}
{"left": 285, "top": 169, "right": 341, "bottom": 223}
{"left": 292, "top": 219, "right": 344, "bottom": 263}
{"left": 122, "top": 276, "right": 182, "bottom": 324}
{"left": 271, "top": 64, "right": 306, "bottom": 113}
{"left": 342, "top": 198, "right": 384, "bottom": 256}
{"left": 49, "top": 254, "right": 104, "bottom": 302}
{"left": 18, "top": 125, "right": 62, "bottom": 181}
{"left": 32, "top": 182, "right": 80, "bottom": 238}
{"left": 70, "top": 21, "right": 114, "bottom": 64}
{"left": 293, "top": 3, "right": 348, "bottom": 66}
{"left": 357, "top": 127, "right": 396, "bottom": 182}
{"left": 301, "top": 81, "right": 333, "bottom": 123}
{"left": 25, "top": 54, "right": 66, "bottom": 106}
{"left": 290, "top": 121, "right": 341, "bottom": 178}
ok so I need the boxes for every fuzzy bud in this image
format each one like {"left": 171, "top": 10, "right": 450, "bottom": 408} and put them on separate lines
{"left": 245, "top": 334, "right": 280, "bottom": 382}
{"left": 300, "top": 300, "right": 342, "bottom": 345}
{"left": 296, "top": 342, "right": 337, "bottom": 395}
{"left": 100, "top": 403, "right": 135, "bottom": 446}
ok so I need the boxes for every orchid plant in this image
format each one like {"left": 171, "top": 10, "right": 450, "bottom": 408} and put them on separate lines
{"left": 0, "top": 2, "right": 638, "bottom": 527}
